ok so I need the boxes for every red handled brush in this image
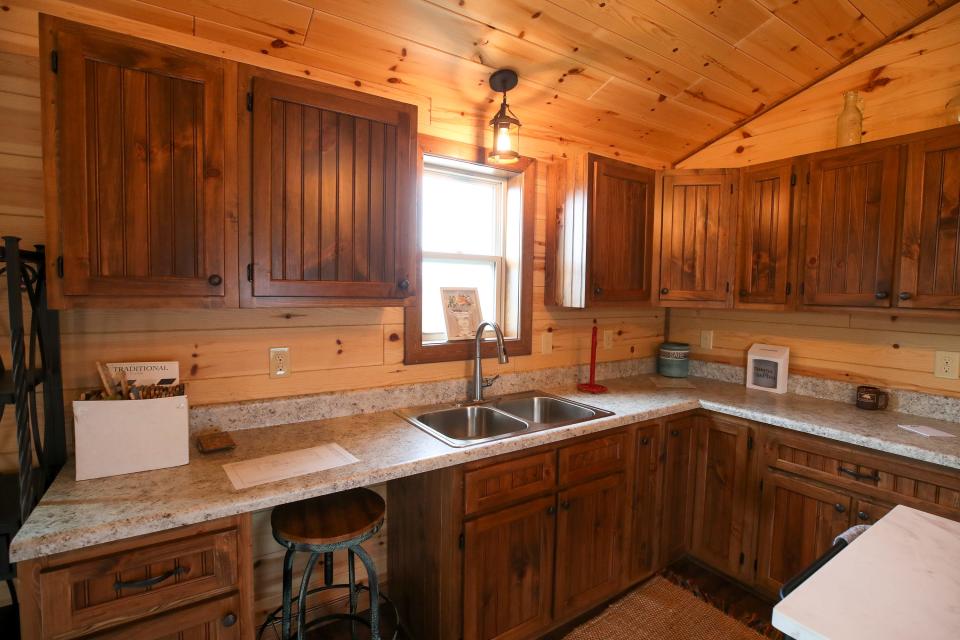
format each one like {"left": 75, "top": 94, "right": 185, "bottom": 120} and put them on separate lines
{"left": 577, "top": 326, "right": 608, "bottom": 394}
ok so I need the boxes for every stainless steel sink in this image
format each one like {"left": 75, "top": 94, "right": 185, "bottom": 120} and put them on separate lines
{"left": 493, "top": 395, "right": 598, "bottom": 424}
{"left": 398, "top": 390, "right": 613, "bottom": 448}
{"left": 407, "top": 406, "right": 528, "bottom": 447}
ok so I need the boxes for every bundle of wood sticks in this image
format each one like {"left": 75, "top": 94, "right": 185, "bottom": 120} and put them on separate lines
{"left": 78, "top": 361, "right": 186, "bottom": 401}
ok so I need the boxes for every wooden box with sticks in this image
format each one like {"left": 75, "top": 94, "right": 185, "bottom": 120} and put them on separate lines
{"left": 72, "top": 362, "right": 189, "bottom": 481}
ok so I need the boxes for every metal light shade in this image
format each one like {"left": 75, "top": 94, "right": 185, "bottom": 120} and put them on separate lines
{"left": 488, "top": 69, "right": 521, "bottom": 164}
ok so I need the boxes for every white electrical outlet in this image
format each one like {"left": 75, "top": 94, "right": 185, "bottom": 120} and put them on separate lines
{"left": 541, "top": 331, "right": 553, "bottom": 355}
{"left": 603, "top": 330, "right": 614, "bottom": 350}
{"left": 934, "top": 351, "right": 959, "bottom": 380}
{"left": 269, "top": 347, "right": 290, "bottom": 379}
{"left": 700, "top": 330, "right": 714, "bottom": 350}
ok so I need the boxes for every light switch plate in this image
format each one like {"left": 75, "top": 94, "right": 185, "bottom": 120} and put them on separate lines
{"left": 541, "top": 332, "right": 553, "bottom": 355}
{"left": 269, "top": 347, "right": 290, "bottom": 379}
{"left": 603, "top": 330, "right": 614, "bottom": 350}
{"left": 934, "top": 351, "right": 959, "bottom": 380}
{"left": 700, "top": 330, "right": 714, "bottom": 350}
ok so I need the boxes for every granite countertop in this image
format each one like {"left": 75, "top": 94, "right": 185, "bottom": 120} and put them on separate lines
{"left": 10, "top": 375, "right": 960, "bottom": 562}
{"left": 773, "top": 505, "right": 960, "bottom": 640}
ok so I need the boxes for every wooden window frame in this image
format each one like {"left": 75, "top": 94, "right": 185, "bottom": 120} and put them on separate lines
{"left": 404, "top": 135, "right": 535, "bottom": 365}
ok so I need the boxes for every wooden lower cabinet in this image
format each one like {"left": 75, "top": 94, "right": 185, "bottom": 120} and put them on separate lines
{"left": 462, "top": 496, "right": 556, "bottom": 640}
{"left": 86, "top": 593, "right": 241, "bottom": 640}
{"left": 691, "top": 416, "right": 755, "bottom": 577}
{"left": 628, "top": 423, "right": 662, "bottom": 581}
{"left": 555, "top": 474, "right": 626, "bottom": 617}
{"left": 754, "top": 474, "right": 852, "bottom": 595}
{"left": 659, "top": 416, "right": 698, "bottom": 565}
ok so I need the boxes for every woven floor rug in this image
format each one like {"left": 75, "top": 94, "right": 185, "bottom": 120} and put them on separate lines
{"left": 563, "top": 576, "right": 768, "bottom": 640}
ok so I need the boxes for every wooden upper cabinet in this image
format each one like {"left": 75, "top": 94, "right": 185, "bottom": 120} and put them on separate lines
{"left": 240, "top": 67, "right": 417, "bottom": 305}
{"left": 657, "top": 171, "right": 737, "bottom": 307}
{"left": 588, "top": 156, "right": 656, "bottom": 304}
{"left": 41, "top": 17, "right": 233, "bottom": 307}
{"left": 736, "top": 161, "right": 795, "bottom": 308}
{"left": 801, "top": 145, "right": 900, "bottom": 308}
{"left": 546, "top": 153, "right": 655, "bottom": 307}
{"left": 898, "top": 130, "right": 960, "bottom": 310}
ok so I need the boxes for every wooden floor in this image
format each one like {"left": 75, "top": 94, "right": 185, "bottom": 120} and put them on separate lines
{"left": 543, "top": 557, "right": 779, "bottom": 640}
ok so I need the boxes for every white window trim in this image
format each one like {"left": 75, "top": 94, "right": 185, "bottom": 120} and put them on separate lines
{"left": 421, "top": 160, "right": 512, "bottom": 344}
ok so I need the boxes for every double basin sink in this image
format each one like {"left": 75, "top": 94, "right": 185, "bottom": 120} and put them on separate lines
{"left": 397, "top": 390, "right": 614, "bottom": 447}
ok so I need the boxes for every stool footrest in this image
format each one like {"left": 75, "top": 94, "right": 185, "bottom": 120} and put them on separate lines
{"left": 257, "top": 584, "right": 400, "bottom": 640}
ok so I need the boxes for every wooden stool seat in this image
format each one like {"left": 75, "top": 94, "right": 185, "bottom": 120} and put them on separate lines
{"left": 271, "top": 487, "right": 385, "bottom": 546}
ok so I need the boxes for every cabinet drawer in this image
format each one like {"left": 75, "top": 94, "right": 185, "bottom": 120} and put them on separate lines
{"left": 39, "top": 528, "right": 239, "bottom": 639}
{"left": 86, "top": 593, "right": 242, "bottom": 639}
{"left": 765, "top": 431, "right": 960, "bottom": 516}
{"left": 464, "top": 451, "right": 556, "bottom": 516}
{"left": 558, "top": 432, "right": 627, "bottom": 486}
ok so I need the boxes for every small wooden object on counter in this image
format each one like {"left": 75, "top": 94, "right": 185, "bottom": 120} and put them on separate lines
{"left": 196, "top": 432, "right": 237, "bottom": 454}
{"left": 856, "top": 385, "right": 889, "bottom": 410}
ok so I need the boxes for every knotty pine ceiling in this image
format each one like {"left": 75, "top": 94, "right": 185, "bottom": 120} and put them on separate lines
{"left": 53, "top": 0, "right": 952, "bottom": 167}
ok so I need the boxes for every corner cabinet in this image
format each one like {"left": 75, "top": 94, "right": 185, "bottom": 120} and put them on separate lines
{"left": 656, "top": 171, "right": 738, "bottom": 307}
{"left": 40, "top": 16, "right": 236, "bottom": 308}
{"left": 238, "top": 67, "right": 418, "bottom": 307}
{"left": 546, "top": 153, "right": 656, "bottom": 307}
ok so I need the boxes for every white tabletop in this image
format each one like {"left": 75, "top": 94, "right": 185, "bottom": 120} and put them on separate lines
{"left": 773, "top": 505, "right": 960, "bottom": 640}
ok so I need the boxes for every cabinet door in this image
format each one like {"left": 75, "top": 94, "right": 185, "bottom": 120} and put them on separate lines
{"left": 629, "top": 424, "right": 663, "bottom": 582}
{"left": 555, "top": 474, "right": 626, "bottom": 617}
{"left": 588, "top": 156, "right": 656, "bottom": 304}
{"left": 898, "top": 131, "right": 960, "bottom": 309}
{"left": 658, "top": 172, "right": 737, "bottom": 306}
{"left": 755, "top": 474, "right": 852, "bottom": 595}
{"left": 853, "top": 498, "right": 893, "bottom": 525}
{"left": 463, "top": 496, "right": 555, "bottom": 640}
{"left": 691, "top": 417, "right": 753, "bottom": 576}
{"left": 87, "top": 593, "right": 241, "bottom": 639}
{"left": 660, "top": 416, "right": 698, "bottom": 565}
{"left": 736, "top": 161, "right": 794, "bottom": 307}
{"left": 247, "top": 72, "right": 416, "bottom": 301}
{"left": 801, "top": 145, "right": 900, "bottom": 307}
{"left": 49, "top": 18, "right": 228, "bottom": 303}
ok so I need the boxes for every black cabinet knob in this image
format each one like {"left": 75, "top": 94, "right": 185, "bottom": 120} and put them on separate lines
{"left": 670, "top": 429, "right": 679, "bottom": 437}
{"left": 398, "top": 279, "right": 410, "bottom": 291}
{"left": 560, "top": 500, "right": 571, "bottom": 511}
{"left": 640, "top": 437, "right": 650, "bottom": 446}
{"left": 546, "top": 505, "right": 556, "bottom": 515}
{"left": 594, "top": 286, "right": 603, "bottom": 296}
{"left": 875, "top": 291, "right": 889, "bottom": 300}
{"left": 898, "top": 292, "right": 912, "bottom": 301}
{"left": 834, "top": 503, "right": 846, "bottom": 513}
{"left": 222, "top": 613, "right": 237, "bottom": 628}
{"left": 660, "top": 287, "right": 669, "bottom": 295}
{"left": 857, "top": 511, "right": 870, "bottom": 521}
{"left": 207, "top": 274, "right": 222, "bottom": 286}
{"left": 739, "top": 289, "right": 748, "bottom": 297}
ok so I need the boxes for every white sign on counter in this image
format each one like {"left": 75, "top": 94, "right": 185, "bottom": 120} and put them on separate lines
{"left": 223, "top": 443, "right": 359, "bottom": 490}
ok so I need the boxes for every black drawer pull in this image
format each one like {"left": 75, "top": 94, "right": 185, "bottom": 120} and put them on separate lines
{"left": 222, "top": 612, "right": 237, "bottom": 628}
{"left": 875, "top": 291, "right": 889, "bottom": 300}
{"left": 594, "top": 286, "right": 603, "bottom": 296}
{"left": 838, "top": 466, "right": 880, "bottom": 482}
{"left": 660, "top": 287, "right": 669, "bottom": 295}
{"left": 640, "top": 437, "right": 650, "bottom": 446}
{"left": 547, "top": 505, "right": 556, "bottom": 515}
{"left": 857, "top": 511, "right": 870, "bottom": 521}
{"left": 207, "top": 274, "right": 222, "bottom": 286}
{"left": 398, "top": 278, "right": 410, "bottom": 291}
{"left": 114, "top": 566, "right": 186, "bottom": 591}
{"left": 670, "top": 429, "right": 679, "bottom": 437}
{"left": 739, "top": 288, "right": 748, "bottom": 297}
{"left": 560, "top": 500, "right": 571, "bottom": 511}
{"left": 834, "top": 503, "right": 846, "bottom": 513}
{"left": 898, "top": 292, "right": 912, "bottom": 300}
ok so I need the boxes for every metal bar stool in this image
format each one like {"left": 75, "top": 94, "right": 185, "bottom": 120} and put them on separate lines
{"left": 258, "top": 488, "right": 398, "bottom": 640}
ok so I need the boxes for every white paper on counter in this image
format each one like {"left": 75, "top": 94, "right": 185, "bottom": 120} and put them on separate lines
{"left": 898, "top": 424, "right": 957, "bottom": 438}
{"left": 223, "top": 443, "right": 359, "bottom": 490}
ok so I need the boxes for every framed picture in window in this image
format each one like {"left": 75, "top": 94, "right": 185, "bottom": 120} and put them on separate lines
{"left": 440, "top": 287, "right": 484, "bottom": 340}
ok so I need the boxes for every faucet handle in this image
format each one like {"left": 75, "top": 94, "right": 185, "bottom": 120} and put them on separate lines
{"left": 481, "top": 374, "right": 500, "bottom": 389}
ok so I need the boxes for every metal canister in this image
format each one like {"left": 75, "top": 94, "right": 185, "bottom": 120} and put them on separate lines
{"left": 658, "top": 342, "right": 690, "bottom": 378}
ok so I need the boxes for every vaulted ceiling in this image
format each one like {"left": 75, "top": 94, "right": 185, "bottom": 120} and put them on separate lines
{"left": 7, "top": 0, "right": 955, "bottom": 167}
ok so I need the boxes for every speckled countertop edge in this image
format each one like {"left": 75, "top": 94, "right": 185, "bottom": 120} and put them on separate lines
{"left": 10, "top": 375, "right": 960, "bottom": 562}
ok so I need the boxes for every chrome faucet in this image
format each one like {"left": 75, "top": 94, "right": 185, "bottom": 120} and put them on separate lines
{"left": 471, "top": 321, "right": 509, "bottom": 403}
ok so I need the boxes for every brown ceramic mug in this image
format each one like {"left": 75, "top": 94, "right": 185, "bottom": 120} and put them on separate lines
{"left": 856, "top": 385, "right": 888, "bottom": 410}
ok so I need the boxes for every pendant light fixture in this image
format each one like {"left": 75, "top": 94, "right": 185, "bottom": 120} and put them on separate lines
{"left": 488, "top": 69, "right": 521, "bottom": 164}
